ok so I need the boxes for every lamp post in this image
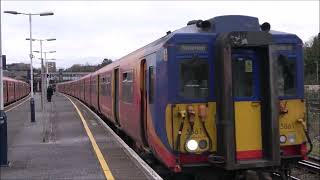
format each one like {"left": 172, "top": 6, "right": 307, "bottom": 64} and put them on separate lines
{"left": 29, "top": 38, "right": 55, "bottom": 89}
{"left": 0, "top": 2, "right": 9, "bottom": 166}
{"left": 4, "top": 10, "right": 54, "bottom": 123}
{"left": 33, "top": 47, "right": 55, "bottom": 110}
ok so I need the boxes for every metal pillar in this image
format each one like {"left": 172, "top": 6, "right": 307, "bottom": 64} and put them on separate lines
{"left": 40, "top": 41, "right": 44, "bottom": 111}
{"left": 0, "top": 0, "right": 9, "bottom": 166}
{"left": 28, "top": 14, "right": 35, "bottom": 122}
{"left": 45, "top": 52, "right": 49, "bottom": 88}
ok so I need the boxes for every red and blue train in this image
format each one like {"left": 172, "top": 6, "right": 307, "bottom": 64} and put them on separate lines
{"left": 58, "top": 15, "right": 310, "bottom": 179}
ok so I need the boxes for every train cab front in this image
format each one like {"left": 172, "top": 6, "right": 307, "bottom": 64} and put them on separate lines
{"left": 164, "top": 34, "right": 218, "bottom": 172}
{"left": 162, "top": 32, "right": 282, "bottom": 175}
{"left": 160, "top": 16, "right": 309, "bottom": 175}
{"left": 164, "top": 31, "right": 280, "bottom": 172}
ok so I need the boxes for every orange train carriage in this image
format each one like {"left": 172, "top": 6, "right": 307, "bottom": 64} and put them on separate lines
{"left": 2, "top": 77, "right": 30, "bottom": 105}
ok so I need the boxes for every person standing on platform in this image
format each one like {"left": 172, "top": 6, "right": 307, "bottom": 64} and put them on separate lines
{"left": 47, "top": 85, "right": 54, "bottom": 102}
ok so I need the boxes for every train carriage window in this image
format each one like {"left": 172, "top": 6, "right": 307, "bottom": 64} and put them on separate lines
{"left": 106, "top": 76, "right": 111, "bottom": 96}
{"left": 100, "top": 77, "right": 106, "bottom": 96}
{"left": 277, "top": 55, "right": 296, "bottom": 96}
{"left": 149, "top": 66, "right": 154, "bottom": 103}
{"left": 232, "top": 57, "right": 254, "bottom": 98}
{"left": 122, "top": 70, "right": 133, "bottom": 103}
{"left": 179, "top": 58, "right": 208, "bottom": 98}
{"left": 91, "top": 79, "right": 96, "bottom": 94}
{"left": 100, "top": 75, "right": 111, "bottom": 96}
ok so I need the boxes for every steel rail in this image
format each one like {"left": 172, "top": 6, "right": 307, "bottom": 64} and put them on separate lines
{"left": 273, "top": 172, "right": 300, "bottom": 180}
{"left": 298, "top": 160, "right": 320, "bottom": 174}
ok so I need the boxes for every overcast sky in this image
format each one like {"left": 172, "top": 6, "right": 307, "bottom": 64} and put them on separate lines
{"left": 1, "top": 1, "right": 319, "bottom": 69}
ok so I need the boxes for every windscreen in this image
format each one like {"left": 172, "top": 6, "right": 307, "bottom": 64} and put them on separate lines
{"left": 179, "top": 58, "right": 209, "bottom": 98}
{"left": 277, "top": 55, "right": 297, "bottom": 96}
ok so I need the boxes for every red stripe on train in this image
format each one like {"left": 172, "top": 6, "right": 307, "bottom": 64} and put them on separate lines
{"left": 236, "top": 150, "right": 263, "bottom": 160}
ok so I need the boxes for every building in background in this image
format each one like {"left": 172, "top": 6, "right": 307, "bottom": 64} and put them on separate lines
{"left": 49, "top": 71, "right": 89, "bottom": 83}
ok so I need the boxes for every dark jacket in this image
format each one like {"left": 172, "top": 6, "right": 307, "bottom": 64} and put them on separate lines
{"left": 47, "top": 86, "right": 54, "bottom": 97}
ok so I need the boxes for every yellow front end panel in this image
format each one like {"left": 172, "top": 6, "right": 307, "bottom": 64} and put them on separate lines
{"left": 234, "top": 101, "right": 262, "bottom": 152}
{"left": 166, "top": 103, "right": 217, "bottom": 153}
{"left": 279, "top": 99, "right": 306, "bottom": 145}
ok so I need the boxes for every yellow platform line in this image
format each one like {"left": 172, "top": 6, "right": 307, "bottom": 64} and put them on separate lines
{"left": 64, "top": 95, "right": 115, "bottom": 180}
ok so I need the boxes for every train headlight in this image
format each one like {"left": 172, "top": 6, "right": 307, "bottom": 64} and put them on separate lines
{"left": 280, "top": 135, "right": 287, "bottom": 144}
{"left": 186, "top": 139, "right": 198, "bottom": 152}
{"left": 288, "top": 134, "right": 296, "bottom": 144}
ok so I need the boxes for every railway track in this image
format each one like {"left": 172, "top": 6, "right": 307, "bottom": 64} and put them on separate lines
{"left": 298, "top": 160, "right": 320, "bottom": 174}
{"left": 273, "top": 172, "right": 300, "bottom": 180}
{"left": 308, "top": 100, "right": 320, "bottom": 112}
{"left": 273, "top": 159, "right": 320, "bottom": 180}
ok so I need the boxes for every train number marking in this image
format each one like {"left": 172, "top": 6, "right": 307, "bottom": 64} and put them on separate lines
{"left": 280, "top": 122, "right": 295, "bottom": 130}
{"left": 186, "top": 128, "right": 202, "bottom": 135}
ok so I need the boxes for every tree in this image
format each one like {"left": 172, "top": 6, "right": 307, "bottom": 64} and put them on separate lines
{"left": 96, "top": 58, "right": 112, "bottom": 70}
{"left": 63, "top": 58, "right": 113, "bottom": 72}
{"left": 64, "top": 64, "right": 96, "bottom": 72}
{"left": 304, "top": 34, "right": 320, "bottom": 84}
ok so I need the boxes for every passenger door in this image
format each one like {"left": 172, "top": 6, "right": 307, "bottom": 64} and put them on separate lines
{"left": 232, "top": 50, "right": 263, "bottom": 160}
{"left": 113, "top": 68, "right": 120, "bottom": 126}
{"left": 140, "top": 59, "right": 148, "bottom": 146}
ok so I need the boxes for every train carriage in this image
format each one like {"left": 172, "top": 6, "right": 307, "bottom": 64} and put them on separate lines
{"left": 7, "top": 78, "right": 16, "bottom": 103}
{"left": 84, "top": 74, "right": 91, "bottom": 105}
{"left": 3, "top": 78, "right": 8, "bottom": 104}
{"left": 75, "top": 80, "right": 80, "bottom": 100}
{"left": 90, "top": 74, "right": 99, "bottom": 111}
{"left": 2, "top": 77, "right": 29, "bottom": 105}
{"left": 98, "top": 70, "right": 113, "bottom": 121}
{"left": 80, "top": 79, "right": 85, "bottom": 102}
{"left": 58, "top": 15, "right": 310, "bottom": 179}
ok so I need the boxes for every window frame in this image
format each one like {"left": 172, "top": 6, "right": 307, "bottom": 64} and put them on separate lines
{"left": 105, "top": 75, "right": 112, "bottom": 96}
{"left": 232, "top": 54, "right": 259, "bottom": 101}
{"left": 100, "top": 75, "right": 107, "bottom": 96}
{"left": 177, "top": 57, "right": 210, "bottom": 100}
{"left": 121, "top": 70, "right": 134, "bottom": 103}
{"left": 277, "top": 52, "right": 298, "bottom": 99}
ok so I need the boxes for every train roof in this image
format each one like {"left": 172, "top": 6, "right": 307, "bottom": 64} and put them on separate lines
{"left": 93, "top": 32, "right": 173, "bottom": 76}
{"left": 172, "top": 15, "right": 297, "bottom": 36}
{"left": 78, "top": 73, "right": 92, "bottom": 81}
{"left": 3, "top": 76, "right": 28, "bottom": 84}
{"left": 65, "top": 15, "right": 301, "bottom": 79}
{"left": 101, "top": 16, "right": 297, "bottom": 68}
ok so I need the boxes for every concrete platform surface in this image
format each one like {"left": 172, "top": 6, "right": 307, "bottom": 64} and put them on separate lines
{"left": 0, "top": 93, "right": 157, "bottom": 180}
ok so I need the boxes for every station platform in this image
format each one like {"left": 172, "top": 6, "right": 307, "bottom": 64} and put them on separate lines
{"left": 1, "top": 93, "right": 161, "bottom": 180}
